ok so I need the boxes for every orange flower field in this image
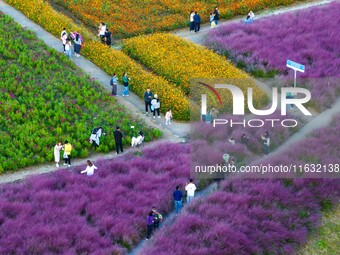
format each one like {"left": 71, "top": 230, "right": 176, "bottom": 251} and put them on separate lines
{"left": 51, "top": 0, "right": 306, "bottom": 37}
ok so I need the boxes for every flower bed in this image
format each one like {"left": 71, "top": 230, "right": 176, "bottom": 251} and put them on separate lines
{"left": 50, "top": 0, "right": 307, "bottom": 38}
{"left": 5, "top": 0, "right": 190, "bottom": 120}
{"left": 141, "top": 177, "right": 339, "bottom": 255}
{"left": 0, "top": 13, "right": 160, "bottom": 172}
{"left": 123, "top": 33, "right": 269, "bottom": 113}
{"left": 0, "top": 143, "right": 191, "bottom": 254}
{"left": 205, "top": 2, "right": 340, "bottom": 110}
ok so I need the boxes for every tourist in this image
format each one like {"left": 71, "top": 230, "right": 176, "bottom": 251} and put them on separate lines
{"left": 228, "top": 137, "right": 235, "bottom": 145}
{"left": 61, "top": 32, "right": 67, "bottom": 52}
{"left": 73, "top": 33, "right": 82, "bottom": 57}
{"left": 131, "top": 131, "right": 144, "bottom": 148}
{"left": 173, "top": 185, "right": 183, "bottom": 214}
{"left": 122, "top": 72, "right": 130, "bottom": 96}
{"left": 151, "top": 94, "right": 161, "bottom": 118}
{"left": 63, "top": 140, "right": 73, "bottom": 167}
{"left": 185, "top": 179, "right": 197, "bottom": 204}
{"left": 114, "top": 126, "right": 124, "bottom": 154}
{"left": 98, "top": 22, "right": 106, "bottom": 43}
{"left": 89, "top": 127, "right": 103, "bottom": 148}
{"left": 165, "top": 109, "right": 172, "bottom": 125}
{"left": 209, "top": 106, "right": 219, "bottom": 120}
{"left": 241, "top": 133, "right": 249, "bottom": 145}
{"left": 261, "top": 131, "right": 270, "bottom": 156}
{"left": 80, "top": 160, "right": 97, "bottom": 176}
{"left": 104, "top": 28, "right": 112, "bottom": 46}
{"left": 152, "top": 207, "right": 163, "bottom": 230}
{"left": 213, "top": 6, "right": 220, "bottom": 25}
{"left": 189, "top": 11, "right": 195, "bottom": 31}
{"left": 144, "top": 88, "right": 153, "bottom": 114}
{"left": 110, "top": 73, "right": 118, "bottom": 96}
{"left": 245, "top": 10, "right": 255, "bottom": 23}
{"left": 54, "top": 141, "right": 63, "bottom": 167}
{"left": 60, "top": 28, "right": 67, "bottom": 38}
{"left": 210, "top": 13, "right": 216, "bottom": 28}
{"left": 146, "top": 211, "right": 154, "bottom": 240}
{"left": 65, "top": 39, "right": 72, "bottom": 58}
{"left": 194, "top": 11, "right": 201, "bottom": 33}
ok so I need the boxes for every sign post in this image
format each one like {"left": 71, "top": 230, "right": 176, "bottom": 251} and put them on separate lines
{"left": 286, "top": 60, "right": 305, "bottom": 87}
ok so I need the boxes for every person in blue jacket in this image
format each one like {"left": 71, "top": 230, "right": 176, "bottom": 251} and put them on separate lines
{"left": 193, "top": 11, "right": 201, "bottom": 33}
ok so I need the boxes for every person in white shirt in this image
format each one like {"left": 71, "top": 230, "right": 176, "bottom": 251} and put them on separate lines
{"left": 189, "top": 11, "right": 195, "bottom": 31}
{"left": 185, "top": 179, "right": 197, "bottom": 204}
{"left": 98, "top": 22, "right": 106, "bottom": 43}
{"left": 81, "top": 160, "right": 97, "bottom": 176}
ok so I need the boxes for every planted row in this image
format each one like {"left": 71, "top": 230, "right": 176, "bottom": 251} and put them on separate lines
{"left": 205, "top": 2, "right": 340, "bottom": 110}
{"left": 5, "top": 0, "right": 190, "bottom": 120}
{"left": 0, "top": 13, "right": 159, "bottom": 172}
{"left": 0, "top": 143, "right": 191, "bottom": 254}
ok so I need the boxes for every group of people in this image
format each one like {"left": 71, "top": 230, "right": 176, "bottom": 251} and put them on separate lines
{"left": 144, "top": 88, "right": 172, "bottom": 122}
{"left": 190, "top": 6, "right": 220, "bottom": 32}
{"left": 54, "top": 140, "right": 73, "bottom": 167}
{"left": 60, "top": 28, "right": 83, "bottom": 58}
{"left": 110, "top": 72, "right": 130, "bottom": 97}
{"left": 98, "top": 22, "right": 112, "bottom": 46}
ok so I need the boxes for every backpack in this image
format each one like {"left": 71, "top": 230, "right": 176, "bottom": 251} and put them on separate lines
{"left": 92, "top": 128, "right": 99, "bottom": 135}
{"left": 110, "top": 78, "right": 114, "bottom": 86}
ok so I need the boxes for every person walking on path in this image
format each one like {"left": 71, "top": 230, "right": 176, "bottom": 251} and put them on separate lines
{"left": 81, "top": 160, "right": 97, "bottom": 176}
{"left": 65, "top": 39, "right": 72, "bottom": 58}
{"left": 152, "top": 207, "right": 163, "bottom": 230}
{"left": 144, "top": 88, "right": 153, "bottom": 114}
{"left": 193, "top": 11, "right": 201, "bottom": 33}
{"left": 261, "top": 131, "right": 270, "bottom": 156}
{"left": 54, "top": 141, "right": 63, "bottom": 168}
{"left": 114, "top": 126, "right": 124, "bottom": 154}
{"left": 210, "top": 13, "right": 216, "bottom": 28}
{"left": 110, "top": 73, "right": 118, "bottom": 96}
{"left": 61, "top": 31, "right": 67, "bottom": 52}
{"left": 213, "top": 6, "right": 220, "bottom": 25}
{"left": 122, "top": 72, "right": 130, "bottom": 96}
{"left": 73, "top": 33, "right": 82, "bottom": 57}
{"left": 63, "top": 140, "right": 73, "bottom": 167}
{"left": 173, "top": 185, "right": 183, "bottom": 214}
{"left": 165, "top": 109, "right": 172, "bottom": 125}
{"left": 146, "top": 211, "right": 154, "bottom": 240}
{"left": 189, "top": 11, "right": 195, "bottom": 31}
{"left": 104, "top": 28, "right": 112, "bottom": 46}
{"left": 185, "top": 179, "right": 197, "bottom": 204}
{"left": 151, "top": 94, "right": 161, "bottom": 118}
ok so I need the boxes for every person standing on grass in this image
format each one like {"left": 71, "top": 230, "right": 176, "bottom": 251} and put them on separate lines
{"left": 151, "top": 94, "right": 161, "bottom": 118}
{"left": 185, "top": 179, "right": 197, "bottom": 204}
{"left": 63, "top": 140, "right": 73, "bottom": 167}
{"left": 144, "top": 88, "right": 153, "bottom": 114}
{"left": 213, "top": 6, "right": 220, "bottom": 25}
{"left": 146, "top": 211, "right": 154, "bottom": 240}
{"left": 104, "top": 28, "right": 112, "bottom": 46}
{"left": 90, "top": 127, "right": 103, "bottom": 148}
{"left": 193, "top": 11, "right": 201, "bottom": 33}
{"left": 110, "top": 73, "right": 118, "bottom": 96}
{"left": 261, "top": 131, "right": 270, "bottom": 157}
{"left": 122, "top": 72, "right": 130, "bottom": 96}
{"left": 173, "top": 185, "right": 183, "bottom": 214}
{"left": 114, "top": 126, "right": 124, "bottom": 154}
{"left": 81, "top": 160, "right": 97, "bottom": 176}
{"left": 73, "top": 33, "right": 82, "bottom": 57}
{"left": 189, "top": 10, "right": 195, "bottom": 31}
{"left": 65, "top": 39, "right": 72, "bottom": 58}
{"left": 54, "top": 141, "right": 63, "bottom": 168}
{"left": 165, "top": 109, "right": 172, "bottom": 125}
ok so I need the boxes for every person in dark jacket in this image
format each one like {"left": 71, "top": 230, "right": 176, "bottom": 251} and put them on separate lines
{"left": 104, "top": 28, "right": 112, "bottom": 46}
{"left": 213, "top": 6, "right": 220, "bottom": 25}
{"left": 144, "top": 88, "right": 153, "bottom": 114}
{"left": 173, "top": 185, "right": 183, "bottom": 214}
{"left": 193, "top": 11, "right": 201, "bottom": 33}
{"left": 114, "top": 126, "right": 123, "bottom": 154}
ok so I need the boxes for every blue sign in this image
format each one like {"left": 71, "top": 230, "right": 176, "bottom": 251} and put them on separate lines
{"left": 286, "top": 60, "right": 305, "bottom": 73}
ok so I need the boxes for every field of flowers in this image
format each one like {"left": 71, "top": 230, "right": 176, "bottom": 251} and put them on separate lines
{"left": 5, "top": 0, "right": 190, "bottom": 120}
{"left": 0, "top": 13, "right": 160, "bottom": 172}
{"left": 205, "top": 2, "right": 340, "bottom": 110}
{"left": 123, "top": 34, "right": 269, "bottom": 113}
{"left": 50, "top": 0, "right": 307, "bottom": 38}
{"left": 0, "top": 143, "right": 191, "bottom": 254}
{"left": 140, "top": 178, "right": 339, "bottom": 255}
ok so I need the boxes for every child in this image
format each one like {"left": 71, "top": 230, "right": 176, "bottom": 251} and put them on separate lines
{"left": 165, "top": 109, "right": 172, "bottom": 125}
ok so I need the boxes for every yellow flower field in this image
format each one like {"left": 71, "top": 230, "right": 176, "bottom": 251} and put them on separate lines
{"left": 50, "top": 0, "right": 307, "bottom": 38}
{"left": 5, "top": 0, "right": 190, "bottom": 120}
{"left": 123, "top": 33, "right": 269, "bottom": 113}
